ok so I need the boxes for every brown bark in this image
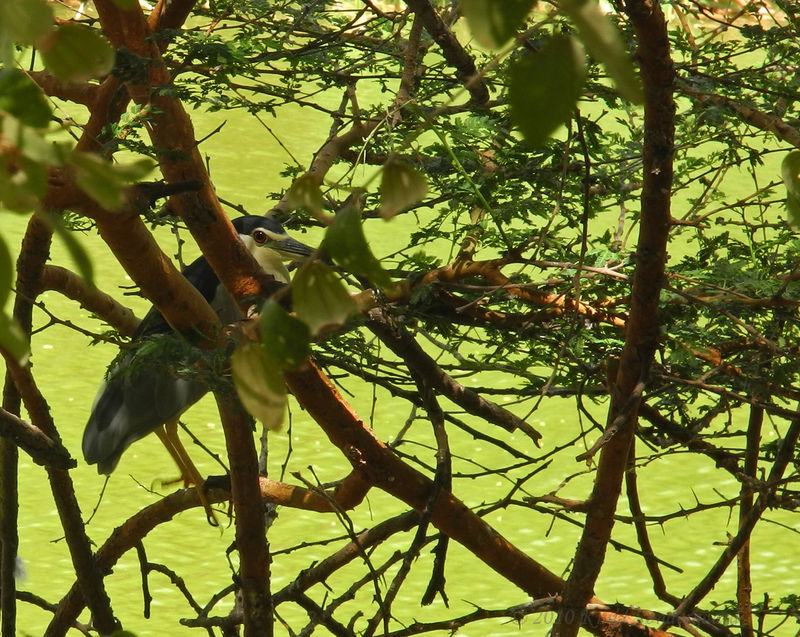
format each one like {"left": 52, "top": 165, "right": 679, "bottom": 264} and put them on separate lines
{"left": 4, "top": 217, "right": 120, "bottom": 636}
{"left": 26, "top": 71, "right": 99, "bottom": 106}
{"left": 285, "top": 360, "right": 675, "bottom": 637}
{"left": 554, "top": 0, "right": 675, "bottom": 632}
{"left": 2, "top": 217, "right": 54, "bottom": 637}
{"left": 215, "top": 395, "right": 272, "bottom": 636}
{"left": 39, "top": 264, "right": 140, "bottom": 337}
{"left": 736, "top": 405, "right": 762, "bottom": 637}
{"left": 367, "top": 310, "right": 541, "bottom": 441}
{"left": 403, "top": 0, "right": 490, "bottom": 105}
{"left": 417, "top": 258, "right": 627, "bottom": 328}
{"left": 0, "top": 381, "right": 23, "bottom": 637}
{"left": 46, "top": 474, "right": 367, "bottom": 634}
{"left": 72, "top": 0, "right": 196, "bottom": 155}
{"left": 680, "top": 85, "right": 800, "bottom": 149}
{"left": 0, "top": 408, "right": 74, "bottom": 470}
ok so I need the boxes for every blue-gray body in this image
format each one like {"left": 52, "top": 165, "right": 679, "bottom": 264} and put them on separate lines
{"left": 82, "top": 215, "right": 312, "bottom": 473}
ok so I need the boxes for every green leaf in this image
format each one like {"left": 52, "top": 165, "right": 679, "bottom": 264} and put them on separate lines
{"left": 560, "top": 0, "right": 643, "bottom": 104}
{"left": 509, "top": 34, "right": 585, "bottom": 146}
{"left": 379, "top": 157, "right": 427, "bottom": 219}
{"left": 0, "top": 312, "right": 29, "bottom": 365}
{"left": 259, "top": 300, "right": 311, "bottom": 369}
{"left": 37, "top": 24, "right": 114, "bottom": 83}
{"left": 17, "top": 156, "right": 48, "bottom": 197}
{"left": 71, "top": 153, "right": 125, "bottom": 210}
{"left": 781, "top": 150, "right": 800, "bottom": 197}
{"left": 231, "top": 342, "right": 286, "bottom": 431}
{"left": 71, "top": 152, "right": 154, "bottom": 210}
{"left": 292, "top": 261, "right": 357, "bottom": 335}
{"left": 0, "top": 69, "right": 52, "bottom": 128}
{"left": 460, "top": 0, "right": 536, "bottom": 48}
{"left": 787, "top": 193, "right": 800, "bottom": 227}
{"left": 0, "top": 235, "right": 13, "bottom": 310}
{"left": 1, "top": 117, "right": 70, "bottom": 165}
{"left": 781, "top": 150, "right": 800, "bottom": 226}
{"left": 37, "top": 211, "right": 95, "bottom": 287}
{"left": 19, "top": 133, "right": 71, "bottom": 166}
{"left": 0, "top": 237, "right": 29, "bottom": 364}
{"left": 3, "top": 115, "right": 72, "bottom": 166}
{"left": 0, "top": 155, "right": 48, "bottom": 212}
{"left": 111, "top": 158, "right": 157, "bottom": 182}
{"left": 325, "top": 206, "right": 393, "bottom": 289}
{"left": 0, "top": 174, "right": 35, "bottom": 213}
{"left": 0, "top": 0, "right": 53, "bottom": 45}
{"left": 287, "top": 174, "right": 325, "bottom": 216}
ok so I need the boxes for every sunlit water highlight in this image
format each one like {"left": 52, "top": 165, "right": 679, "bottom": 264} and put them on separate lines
{"left": 5, "top": 94, "right": 799, "bottom": 637}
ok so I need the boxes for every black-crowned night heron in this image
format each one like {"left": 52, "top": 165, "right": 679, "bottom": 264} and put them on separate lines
{"left": 83, "top": 215, "right": 312, "bottom": 516}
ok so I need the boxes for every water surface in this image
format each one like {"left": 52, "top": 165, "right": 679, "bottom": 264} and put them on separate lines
{"left": 8, "top": 100, "right": 798, "bottom": 637}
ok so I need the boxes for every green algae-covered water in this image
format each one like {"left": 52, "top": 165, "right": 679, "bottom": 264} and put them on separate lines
{"left": 6, "top": 104, "right": 799, "bottom": 637}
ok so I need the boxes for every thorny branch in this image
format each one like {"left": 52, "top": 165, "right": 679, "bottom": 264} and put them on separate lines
{"left": 5, "top": 0, "right": 800, "bottom": 635}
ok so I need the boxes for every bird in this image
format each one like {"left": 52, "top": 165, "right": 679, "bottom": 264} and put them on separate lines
{"left": 83, "top": 215, "right": 313, "bottom": 518}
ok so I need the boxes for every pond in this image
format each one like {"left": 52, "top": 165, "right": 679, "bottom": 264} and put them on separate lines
{"left": 6, "top": 90, "right": 799, "bottom": 637}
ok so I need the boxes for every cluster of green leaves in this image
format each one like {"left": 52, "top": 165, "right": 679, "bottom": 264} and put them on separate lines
{"left": 5, "top": 0, "right": 800, "bottom": 632}
{"left": 462, "top": 0, "right": 641, "bottom": 146}
{"left": 9, "top": 0, "right": 794, "bottom": 475}
{"left": 0, "top": 0, "right": 154, "bottom": 363}
{"left": 168, "top": 1, "right": 649, "bottom": 421}
{"left": 233, "top": 201, "right": 410, "bottom": 430}
{"left": 238, "top": 2, "right": 800, "bottom": 479}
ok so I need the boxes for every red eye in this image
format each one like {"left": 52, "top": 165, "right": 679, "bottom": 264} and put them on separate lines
{"left": 252, "top": 229, "right": 268, "bottom": 244}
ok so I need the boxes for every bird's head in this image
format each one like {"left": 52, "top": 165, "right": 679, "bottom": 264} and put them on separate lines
{"left": 232, "top": 215, "right": 314, "bottom": 283}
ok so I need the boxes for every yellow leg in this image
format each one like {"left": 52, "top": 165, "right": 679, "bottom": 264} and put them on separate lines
{"left": 155, "top": 421, "right": 219, "bottom": 526}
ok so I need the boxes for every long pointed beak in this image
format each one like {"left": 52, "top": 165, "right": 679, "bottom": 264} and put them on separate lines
{"left": 275, "top": 236, "right": 314, "bottom": 261}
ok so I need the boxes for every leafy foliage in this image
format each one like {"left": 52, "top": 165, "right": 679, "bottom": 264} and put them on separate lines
{"left": 460, "top": 0, "right": 537, "bottom": 48}
{"left": 2, "top": 0, "right": 800, "bottom": 635}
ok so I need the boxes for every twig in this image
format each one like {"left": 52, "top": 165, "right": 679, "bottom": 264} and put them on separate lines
{"left": 134, "top": 542, "right": 152, "bottom": 619}
{"left": 670, "top": 416, "right": 800, "bottom": 620}
{"left": 625, "top": 439, "right": 681, "bottom": 605}
{"left": 575, "top": 379, "right": 645, "bottom": 462}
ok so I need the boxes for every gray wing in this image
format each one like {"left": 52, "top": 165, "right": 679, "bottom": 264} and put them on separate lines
{"left": 82, "top": 350, "right": 208, "bottom": 474}
{"left": 82, "top": 254, "right": 241, "bottom": 474}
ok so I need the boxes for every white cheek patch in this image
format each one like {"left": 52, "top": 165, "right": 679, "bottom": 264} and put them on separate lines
{"left": 241, "top": 235, "right": 257, "bottom": 253}
{"left": 239, "top": 234, "right": 291, "bottom": 284}
{"left": 256, "top": 250, "right": 291, "bottom": 284}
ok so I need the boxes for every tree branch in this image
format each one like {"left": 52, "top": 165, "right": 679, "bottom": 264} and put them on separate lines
{"left": 403, "top": 0, "right": 490, "bottom": 105}
{"left": 680, "top": 83, "right": 800, "bottom": 148}
{"left": 0, "top": 408, "right": 75, "bottom": 470}
{"left": 214, "top": 395, "right": 272, "bottom": 635}
{"left": 3, "top": 218, "right": 119, "bottom": 636}
{"left": 285, "top": 360, "right": 676, "bottom": 637}
{"left": 46, "top": 474, "right": 367, "bottom": 633}
{"left": 38, "top": 265, "right": 140, "bottom": 337}
{"left": 367, "top": 309, "right": 542, "bottom": 442}
{"left": 556, "top": 0, "right": 676, "bottom": 631}
{"left": 671, "top": 416, "right": 800, "bottom": 621}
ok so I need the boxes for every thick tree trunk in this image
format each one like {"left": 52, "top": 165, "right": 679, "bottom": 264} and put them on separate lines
{"left": 554, "top": 0, "right": 675, "bottom": 632}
